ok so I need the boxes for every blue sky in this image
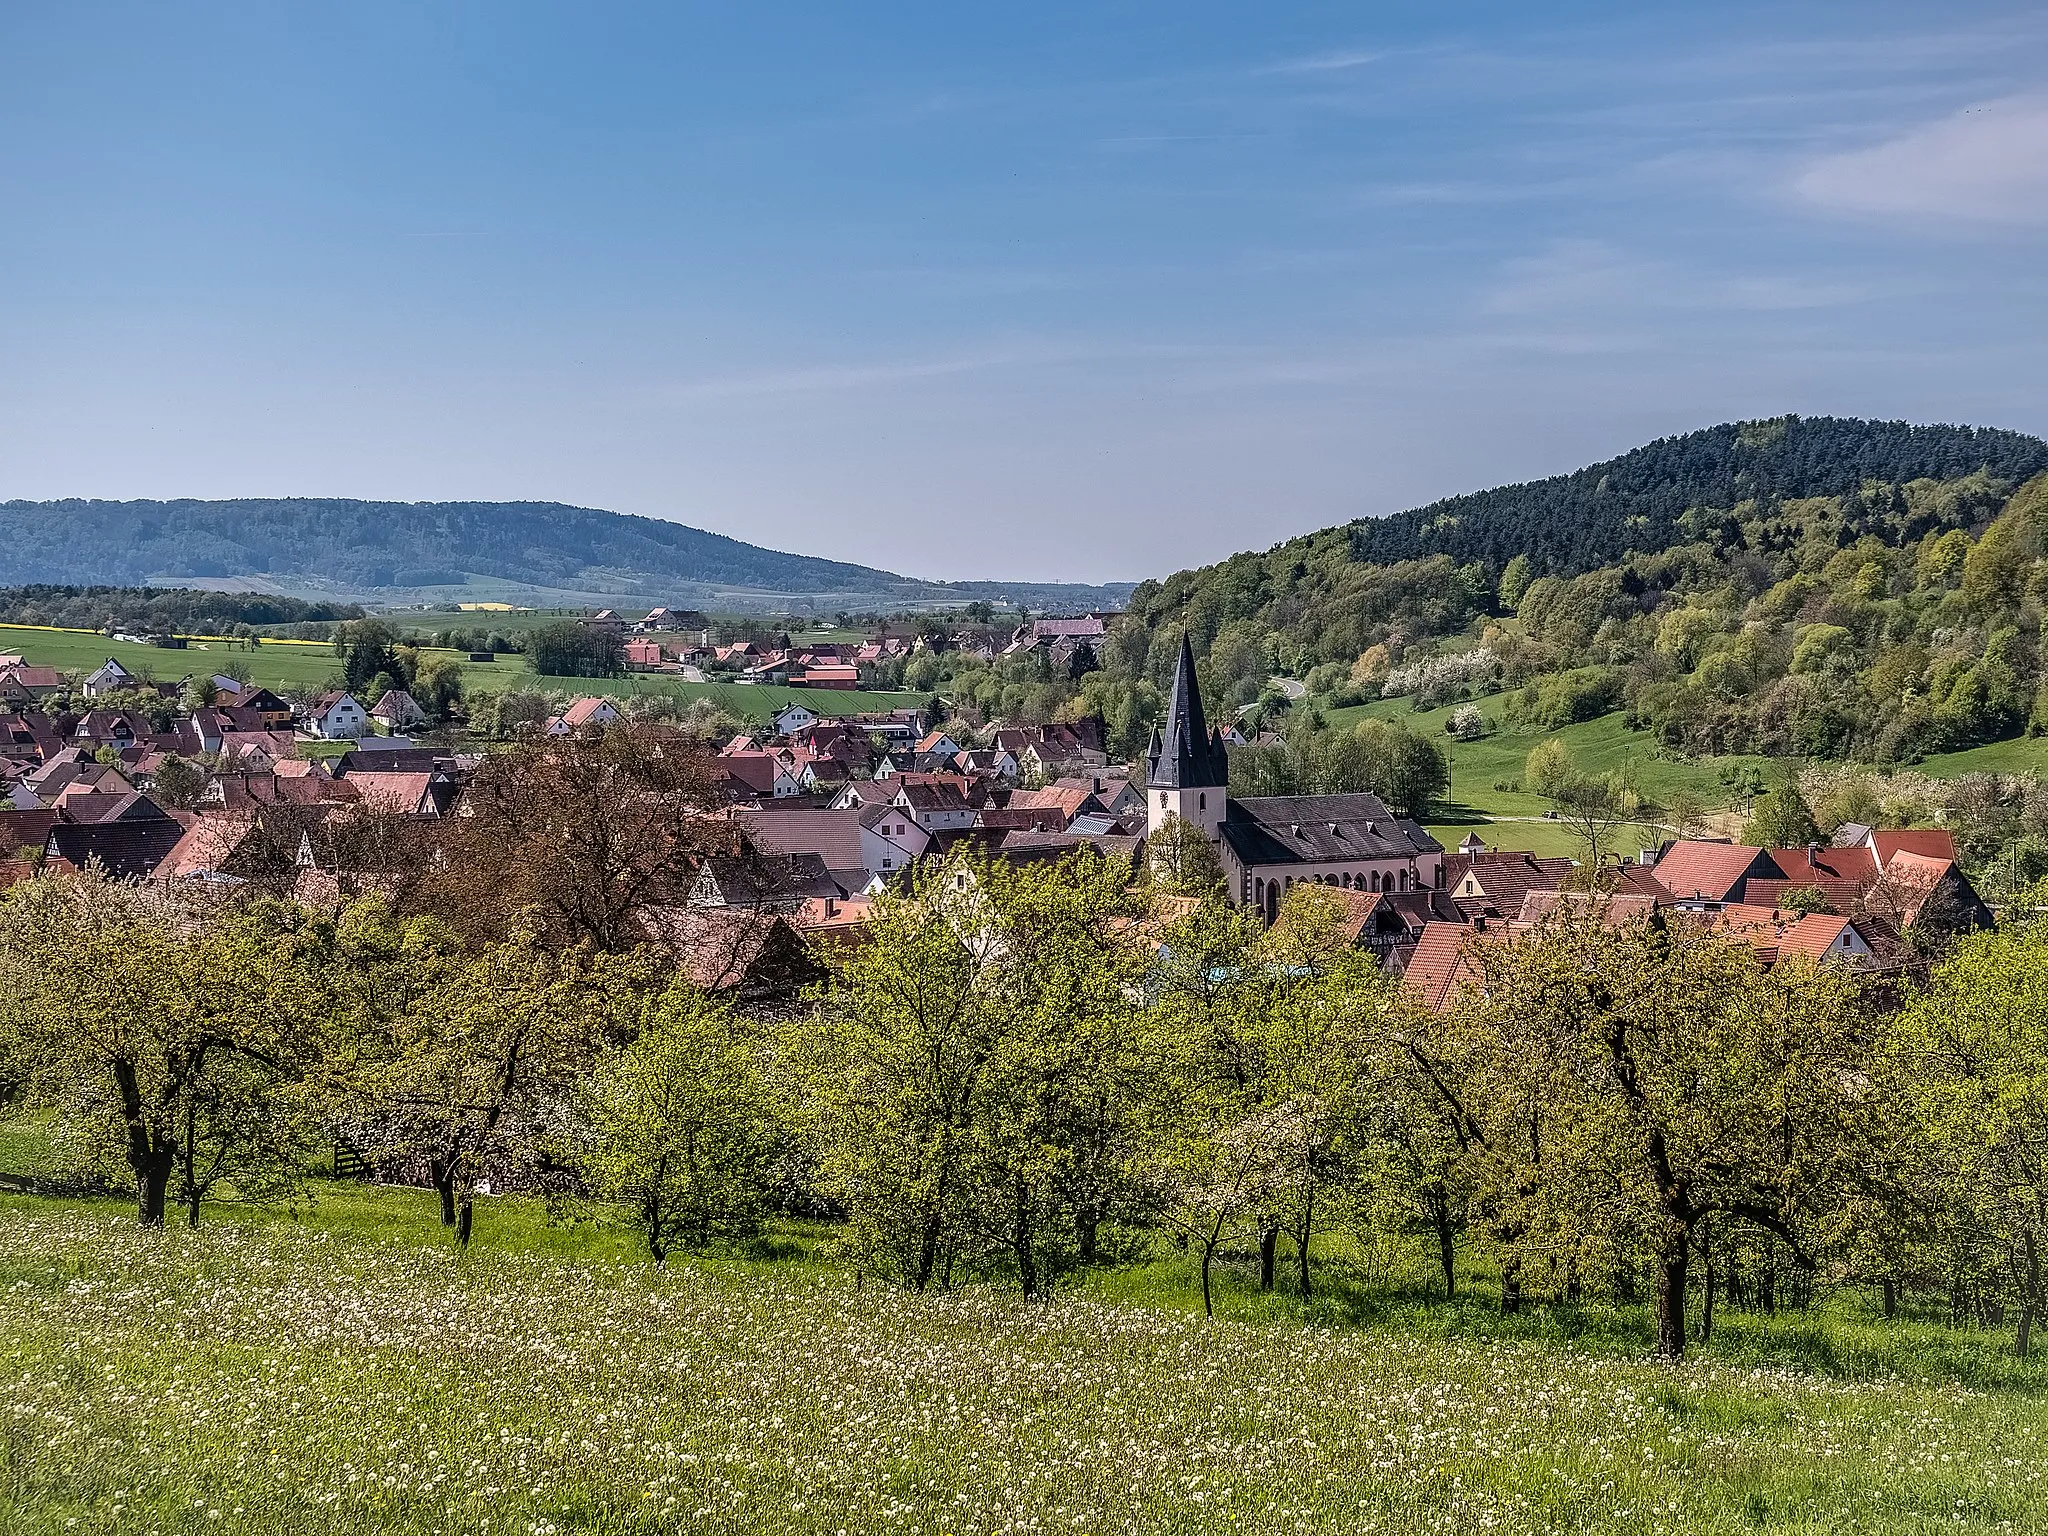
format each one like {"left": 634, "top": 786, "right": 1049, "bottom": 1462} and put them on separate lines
{"left": 3, "top": 2, "right": 2046, "bottom": 584}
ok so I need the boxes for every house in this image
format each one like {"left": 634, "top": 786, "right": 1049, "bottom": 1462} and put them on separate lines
{"left": 545, "top": 696, "right": 624, "bottom": 735}
{"left": 914, "top": 730, "right": 964, "bottom": 766}
{"left": 637, "top": 607, "right": 707, "bottom": 632}
{"left": 212, "top": 680, "right": 294, "bottom": 725}
{"left": 81, "top": 659, "right": 137, "bottom": 699}
{"left": 581, "top": 610, "right": 627, "bottom": 634}
{"left": 1443, "top": 839, "right": 1577, "bottom": 919}
{"left": 0, "top": 664, "right": 65, "bottom": 702}
{"left": 891, "top": 779, "right": 977, "bottom": 834}
{"left": 42, "top": 795, "right": 186, "bottom": 880}
{"left": 729, "top": 806, "right": 872, "bottom": 892}
{"left": 712, "top": 751, "right": 805, "bottom": 801}
{"left": 1653, "top": 833, "right": 1988, "bottom": 936}
{"left": 858, "top": 802, "right": 932, "bottom": 876}
{"left": 772, "top": 703, "right": 820, "bottom": 737}
{"left": 955, "top": 747, "right": 1019, "bottom": 781}
{"left": 623, "top": 639, "right": 668, "bottom": 670}
{"left": 1273, "top": 884, "right": 1465, "bottom": 966}
{"left": 302, "top": 691, "right": 369, "bottom": 741}
{"left": 1051, "top": 773, "right": 1141, "bottom": 817}
{"left": 1145, "top": 637, "right": 1441, "bottom": 921}
{"left": 688, "top": 850, "right": 847, "bottom": 912}
{"left": 368, "top": 690, "right": 427, "bottom": 731}
{"left": 795, "top": 665, "right": 860, "bottom": 690}
{"left": 638, "top": 907, "right": 824, "bottom": 1003}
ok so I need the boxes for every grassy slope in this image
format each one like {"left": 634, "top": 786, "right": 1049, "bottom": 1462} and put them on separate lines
{"left": 0, "top": 624, "right": 927, "bottom": 724}
{"left": 1326, "top": 695, "right": 2048, "bottom": 852}
{"left": 1, "top": 1182, "right": 2043, "bottom": 1536}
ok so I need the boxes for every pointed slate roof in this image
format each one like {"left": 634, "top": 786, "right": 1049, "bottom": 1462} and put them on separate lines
{"left": 1145, "top": 635, "right": 1230, "bottom": 790}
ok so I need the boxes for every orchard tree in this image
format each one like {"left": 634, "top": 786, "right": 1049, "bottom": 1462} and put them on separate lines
{"left": 0, "top": 872, "right": 323, "bottom": 1226}
{"left": 1898, "top": 904, "right": 2048, "bottom": 1355}
{"left": 429, "top": 724, "right": 722, "bottom": 952}
{"left": 349, "top": 931, "right": 624, "bottom": 1245}
{"left": 1453, "top": 907, "right": 1884, "bottom": 1358}
{"left": 577, "top": 983, "right": 782, "bottom": 1261}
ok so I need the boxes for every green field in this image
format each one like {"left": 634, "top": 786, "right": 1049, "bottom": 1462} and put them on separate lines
{"left": 1328, "top": 697, "right": 1762, "bottom": 819}
{"left": 1328, "top": 694, "right": 2048, "bottom": 854}
{"left": 0, "top": 624, "right": 928, "bottom": 725}
{"left": 2, "top": 1181, "right": 2044, "bottom": 1536}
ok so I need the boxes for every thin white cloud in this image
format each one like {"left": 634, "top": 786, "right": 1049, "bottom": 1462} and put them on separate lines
{"left": 1483, "top": 239, "right": 1883, "bottom": 319}
{"left": 1260, "top": 48, "right": 1382, "bottom": 75}
{"left": 1794, "top": 95, "right": 2048, "bottom": 223}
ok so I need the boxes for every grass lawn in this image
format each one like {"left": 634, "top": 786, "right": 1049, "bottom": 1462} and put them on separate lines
{"left": 1915, "top": 736, "right": 2048, "bottom": 777}
{"left": 2, "top": 1182, "right": 2044, "bottom": 1536}
{"left": 1327, "top": 698, "right": 1762, "bottom": 835}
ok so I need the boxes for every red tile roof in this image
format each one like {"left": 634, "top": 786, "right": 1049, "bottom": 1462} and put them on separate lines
{"left": 1871, "top": 829, "right": 1959, "bottom": 865}
{"left": 1653, "top": 840, "right": 1770, "bottom": 902}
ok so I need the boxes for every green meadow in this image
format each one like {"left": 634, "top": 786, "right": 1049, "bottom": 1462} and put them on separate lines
{"left": 2, "top": 1179, "right": 2044, "bottom": 1536}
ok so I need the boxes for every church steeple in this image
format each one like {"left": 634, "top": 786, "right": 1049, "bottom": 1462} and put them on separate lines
{"left": 1146, "top": 634, "right": 1229, "bottom": 790}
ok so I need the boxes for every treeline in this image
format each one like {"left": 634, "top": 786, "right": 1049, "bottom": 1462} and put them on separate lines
{"left": 1345, "top": 416, "right": 2048, "bottom": 577}
{"left": 2, "top": 726, "right": 2045, "bottom": 1361}
{"left": 0, "top": 584, "right": 362, "bottom": 632}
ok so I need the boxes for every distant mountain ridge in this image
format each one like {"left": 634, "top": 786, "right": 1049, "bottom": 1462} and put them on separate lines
{"left": 0, "top": 497, "right": 1134, "bottom": 613}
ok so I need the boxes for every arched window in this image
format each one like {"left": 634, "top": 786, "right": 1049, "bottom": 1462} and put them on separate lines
{"left": 1198, "top": 793, "right": 1206, "bottom": 811}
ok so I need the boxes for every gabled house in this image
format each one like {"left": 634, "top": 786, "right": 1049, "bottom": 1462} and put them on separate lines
{"left": 545, "top": 696, "right": 624, "bottom": 736}
{"left": 1443, "top": 841, "right": 1577, "bottom": 919}
{"left": 81, "top": 659, "right": 137, "bottom": 699}
{"left": 368, "top": 690, "right": 427, "bottom": 731}
{"left": 0, "top": 664, "right": 65, "bottom": 703}
{"left": 772, "top": 703, "right": 820, "bottom": 737}
{"left": 892, "top": 779, "right": 976, "bottom": 834}
{"left": 303, "top": 691, "right": 369, "bottom": 741}
{"left": 713, "top": 751, "right": 805, "bottom": 801}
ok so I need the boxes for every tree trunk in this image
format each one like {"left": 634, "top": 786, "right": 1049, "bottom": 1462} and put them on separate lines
{"left": 1500, "top": 1254, "right": 1523, "bottom": 1315}
{"left": 112, "top": 1059, "right": 174, "bottom": 1228}
{"left": 2017, "top": 1228, "right": 2040, "bottom": 1361}
{"left": 1434, "top": 1204, "right": 1457, "bottom": 1301}
{"left": 1200, "top": 1240, "right": 1217, "bottom": 1319}
{"left": 1698, "top": 1248, "right": 1716, "bottom": 1345}
{"left": 1076, "top": 1211, "right": 1099, "bottom": 1267}
{"left": 1882, "top": 1276, "right": 1897, "bottom": 1320}
{"left": 430, "top": 1159, "right": 458, "bottom": 1226}
{"left": 1258, "top": 1225, "right": 1278, "bottom": 1292}
{"left": 135, "top": 1151, "right": 173, "bottom": 1228}
{"left": 454, "top": 1196, "right": 474, "bottom": 1248}
{"left": 1655, "top": 1243, "right": 1689, "bottom": 1360}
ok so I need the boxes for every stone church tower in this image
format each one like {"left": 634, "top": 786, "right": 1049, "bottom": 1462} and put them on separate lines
{"left": 1144, "top": 634, "right": 1231, "bottom": 840}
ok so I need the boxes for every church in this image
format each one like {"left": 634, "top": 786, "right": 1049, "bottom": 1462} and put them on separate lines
{"left": 1145, "top": 636, "right": 1444, "bottom": 921}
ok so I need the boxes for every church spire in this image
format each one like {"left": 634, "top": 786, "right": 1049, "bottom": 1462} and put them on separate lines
{"left": 1146, "top": 633, "right": 1229, "bottom": 789}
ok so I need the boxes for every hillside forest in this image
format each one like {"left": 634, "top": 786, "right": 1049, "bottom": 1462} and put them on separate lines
{"left": 881, "top": 417, "right": 2048, "bottom": 792}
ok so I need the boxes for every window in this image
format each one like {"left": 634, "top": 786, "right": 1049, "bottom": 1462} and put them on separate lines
{"left": 1198, "top": 793, "right": 1206, "bottom": 811}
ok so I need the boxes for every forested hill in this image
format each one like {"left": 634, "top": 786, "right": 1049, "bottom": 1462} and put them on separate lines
{"left": 1347, "top": 418, "right": 2048, "bottom": 577}
{"left": 1078, "top": 415, "right": 2048, "bottom": 770}
{"left": 0, "top": 498, "right": 1133, "bottom": 612}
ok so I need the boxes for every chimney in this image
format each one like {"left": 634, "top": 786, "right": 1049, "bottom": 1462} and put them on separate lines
{"left": 824, "top": 898, "right": 837, "bottom": 918}
{"left": 1807, "top": 840, "right": 1821, "bottom": 864}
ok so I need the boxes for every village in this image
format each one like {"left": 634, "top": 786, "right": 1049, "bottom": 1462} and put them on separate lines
{"left": 0, "top": 612, "right": 1992, "bottom": 1010}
